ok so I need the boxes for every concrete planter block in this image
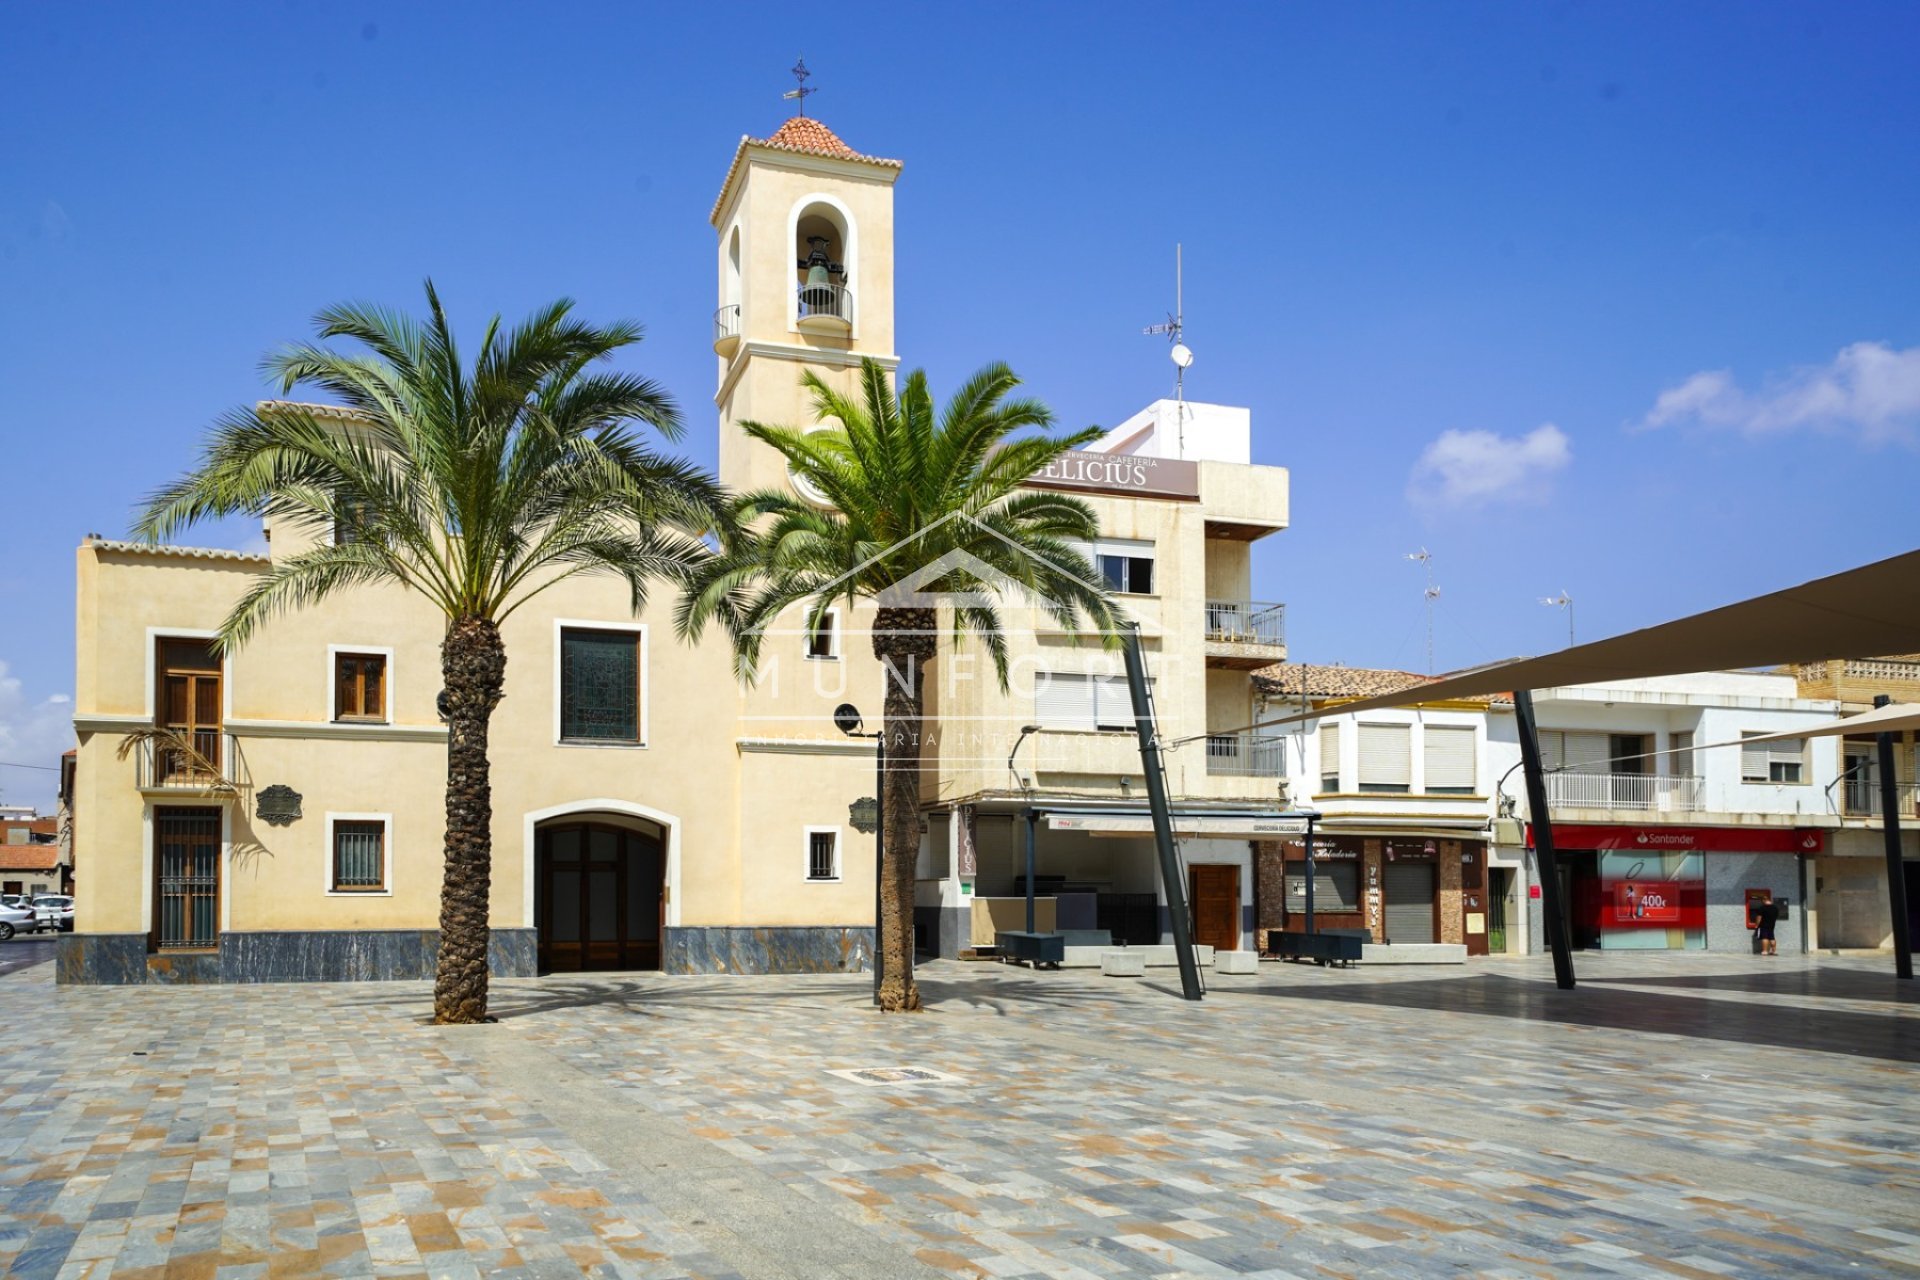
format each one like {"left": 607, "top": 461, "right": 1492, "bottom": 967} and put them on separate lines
{"left": 1213, "top": 949, "right": 1259, "bottom": 975}
{"left": 1100, "top": 951, "right": 1147, "bottom": 977}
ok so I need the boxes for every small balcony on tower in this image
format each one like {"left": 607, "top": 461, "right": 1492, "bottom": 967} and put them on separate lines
{"left": 713, "top": 304, "right": 741, "bottom": 356}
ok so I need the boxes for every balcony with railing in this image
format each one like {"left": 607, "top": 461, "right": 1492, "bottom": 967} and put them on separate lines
{"left": 1839, "top": 776, "right": 1920, "bottom": 822}
{"left": 713, "top": 304, "right": 741, "bottom": 356}
{"left": 134, "top": 730, "right": 243, "bottom": 795}
{"left": 1203, "top": 600, "right": 1286, "bottom": 669}
{"left": 1205, "top": 732, "right": 1286, "bottom": 778}
{"left": 796, "top": 282, "right": 852, "bottom": 332}
{"left": 1546, "top": 771, "right": 1705, "bottom": 813}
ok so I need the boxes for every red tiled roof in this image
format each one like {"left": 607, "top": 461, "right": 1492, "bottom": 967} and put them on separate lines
{"left": 1256, "top": 663, "right": 1511, "bottom": 705}
{"left": 0, "top": 845, "right": 60, "bottom": 871}
{"left": 710, "top": 116, "right": 902, "bottom": 224}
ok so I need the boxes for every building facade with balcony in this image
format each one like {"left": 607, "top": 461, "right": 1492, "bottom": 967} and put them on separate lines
{"left": 1794, "top": 656, "right": 1920, "bottom": 951}
{"left": 63, "top": 114, "right": 1293, "bottom": 984}
{"left": 1252, "top": 667, "right": 1505, "bottom": 957}
{"left": 1487, "top": 672, "right": 1842, "bottom": 956}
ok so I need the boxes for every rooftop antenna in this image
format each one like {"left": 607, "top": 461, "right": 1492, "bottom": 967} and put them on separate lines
{"left": 1142, "top": 244, "right": 1193, "bottom": 456}
{"left": 782, "top": 57, "right": 816, "bottom": 116}
{"left": 1407, "top": 548, "right": 1439, "bottom": 674}
{"left": 1540, "top": 590, "right": 1575, "bottom": 647}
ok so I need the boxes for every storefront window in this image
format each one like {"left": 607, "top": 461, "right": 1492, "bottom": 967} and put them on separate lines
{"left": 1596, "top": 850, "right": 1705, "bottom": 950}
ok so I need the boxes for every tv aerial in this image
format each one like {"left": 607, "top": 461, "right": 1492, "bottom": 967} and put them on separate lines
{"left": 1143, "top": 244, "right": 1193, "bottom": 449}
{"left": 1540, "top": 590, "right": 1575, "bottom": 647}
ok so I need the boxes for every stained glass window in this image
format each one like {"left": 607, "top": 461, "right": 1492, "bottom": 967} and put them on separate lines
{"left": 561, "top": 628, "right": 641, "bottom": 743}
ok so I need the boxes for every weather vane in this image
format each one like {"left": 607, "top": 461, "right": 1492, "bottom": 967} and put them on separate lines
{"left": 783, "top": 58, "right": 816, "bottom": 117}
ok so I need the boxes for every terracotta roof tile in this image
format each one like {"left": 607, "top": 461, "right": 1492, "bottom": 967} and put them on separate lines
{"left": 85, "top": 537, "right": 268, "bottom": 565}
{"left": 1255, "top": 663, "right": 1509, "bottom": 705}
{"left": 711, "top": 116, "right": 902, "bottom": 224}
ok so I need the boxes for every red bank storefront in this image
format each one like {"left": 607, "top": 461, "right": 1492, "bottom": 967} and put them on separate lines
{"left": 1526, "top": 823, "right": 1824, "bottom": 953}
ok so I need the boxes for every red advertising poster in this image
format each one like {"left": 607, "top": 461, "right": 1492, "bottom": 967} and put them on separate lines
{"left": 1615, "top": 881, "right": 1681, "bottom": 923}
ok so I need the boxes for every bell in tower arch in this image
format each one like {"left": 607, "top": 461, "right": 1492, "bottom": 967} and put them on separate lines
{"left": 798, "top": 235, "right": 844, "bottom": 312}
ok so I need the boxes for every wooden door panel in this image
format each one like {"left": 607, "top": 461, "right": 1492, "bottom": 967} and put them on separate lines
{"left": 1190, "top": 865, "right": 1240, "bottom": 952}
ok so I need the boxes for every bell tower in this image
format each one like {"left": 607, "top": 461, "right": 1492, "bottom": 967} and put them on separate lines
{"left": 709, "top": 115, "right": 902, "bottom": 495}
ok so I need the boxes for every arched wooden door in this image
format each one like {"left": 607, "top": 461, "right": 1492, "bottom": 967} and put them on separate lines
{"left": 535, "top": 821, "right": 664, "bottom": 973}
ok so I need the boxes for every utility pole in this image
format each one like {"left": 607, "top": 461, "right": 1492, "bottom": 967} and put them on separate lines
{"left": 1407, "top": 549, "right": 1439, "bottom": 675}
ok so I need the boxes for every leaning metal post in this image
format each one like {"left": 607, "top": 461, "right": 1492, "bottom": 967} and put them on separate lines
{"left": 873, "top": 734, "right": 885, "bottom": 1006}
{"left": 1120, "top": 622, "right": 1204, "bottom": 1001}
{"left": 1304, "top": 812, "right": 1317, "bottom": 935}
{"left": 1514, "top": 690, "right": 1576, "bottom": 990}
{"left": 1024, "top": 808, "right": 1038, "bottom": 934}
{"left": 1873, "top": 695, "right": 1914, "bottom": 980}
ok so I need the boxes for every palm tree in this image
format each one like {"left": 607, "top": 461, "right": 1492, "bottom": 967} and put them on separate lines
{"left": 137, "top": 281, "right": 724, "bottom": 1024}
{"left": 683, "top": 358, "right": 1117, "bottom": 1012}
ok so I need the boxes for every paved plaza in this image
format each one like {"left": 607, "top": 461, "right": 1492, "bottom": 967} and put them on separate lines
{"left": 0, "top": 947, "right": 1917, "bottom": 1279}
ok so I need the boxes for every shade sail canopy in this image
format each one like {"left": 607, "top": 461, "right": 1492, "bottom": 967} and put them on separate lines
{"left": 1725, "top": 699, "right": 1920, "bottom": 747}
{"left": 1255, "top": 547, "right": 1920, "bottom": 729}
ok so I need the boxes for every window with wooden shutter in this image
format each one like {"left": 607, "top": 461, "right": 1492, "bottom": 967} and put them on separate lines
{"left": 1318, "top": 723, "right": 1341, "bottom": 792}
{"left": 1357, "top": 723, "right": 1411, "bottom": 792}
{"left": 334, "top": 652, "right": 387, "bottom": 721}
{"left": 1424, "top": 725, "right": 1476, "bottom": 793}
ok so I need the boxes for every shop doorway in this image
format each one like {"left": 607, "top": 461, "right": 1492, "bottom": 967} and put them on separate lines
{"left": 1189, "top": 864, "right": 1241, "bottom": 951}
{"left": 1556, "top": 851, "right": 1603, "bottom": 950}
{"left": 1486, "top": 868, "right": 1512, "bottom": 953}
{"left": 535, "top": 819, "right": 665, "bottom": 973}
{"left": 1383, "top": 861, "right": 1437, "bottom": 943}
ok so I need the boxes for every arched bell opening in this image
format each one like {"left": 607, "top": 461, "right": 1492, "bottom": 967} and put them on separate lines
{"left": 793, "top": 203, "right": 853, "bottom": 332}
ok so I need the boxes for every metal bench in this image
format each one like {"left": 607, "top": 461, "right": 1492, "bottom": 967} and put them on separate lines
{"left": 997, "top": 931, "right": 1065, "bottom": 968}
{"left": 1266, "top": 929, "right": 1365, "bottom": 967}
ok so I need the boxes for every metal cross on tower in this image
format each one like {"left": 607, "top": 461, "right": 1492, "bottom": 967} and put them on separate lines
{"left": 783, "top": 58, "right": 816, "bottom": 116}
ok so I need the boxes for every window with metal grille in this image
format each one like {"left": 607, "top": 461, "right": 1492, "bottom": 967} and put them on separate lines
{"left": 332, "top": 820, "right": 386, "bottom": 891}
{"left": 334, "top": 652, "right": 387, "bottom": 721}
{"left": 153, "top": 807, "right": 220, "bottom": 951}
{"left": 560, "top": 627, "right": 643, "bottom": 743}
{"left": 806, "top": 829, "right": 839, "bottom": 881}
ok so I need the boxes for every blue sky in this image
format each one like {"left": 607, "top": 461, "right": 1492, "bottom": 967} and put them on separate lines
{"left": 3, "top": 3, "right": 1917, "bottom": 810}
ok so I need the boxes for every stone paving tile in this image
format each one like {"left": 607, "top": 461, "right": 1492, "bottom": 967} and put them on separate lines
{"left": 1, "top": 949, "right": 1918, "bottom": 1277}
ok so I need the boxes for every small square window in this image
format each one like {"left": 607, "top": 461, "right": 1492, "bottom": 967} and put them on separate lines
{"left": 332, "top": 820, "right": 386, "bottom": 892}
{"left": 334, "top": 652, "right": 387, "bottom": 721}
{"left": 806, "top": 829, "right": 839, "bottom": 882}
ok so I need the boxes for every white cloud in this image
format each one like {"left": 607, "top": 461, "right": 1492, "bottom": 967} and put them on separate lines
{"left": 1638, "top": 341, "right": 1920, "bottom": 445}
{"left": 0, "top": 660, "right": 74, "bottom": 815}
{"left": 1407, "top": 423, "right": 1572, "bottom": 509}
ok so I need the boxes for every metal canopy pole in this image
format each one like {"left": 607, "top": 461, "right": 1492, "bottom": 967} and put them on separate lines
{"left": 1304, "top": 813, "right": 1318, "bottom": 935}
{"left": 1514, "top": 690, "right": 1576, "bottom": 990}
{"left": 1120, "top": 622, "right": 1204, "bottom": 1001}
{"left": 873, "top": 735, "right": 885, "bottom": 1006}
{"left": 1024, "top": 808, "right": 1038, "bottom": 934}
{"left": 1873, "top": 695, "right": 1915, "bottom": 980}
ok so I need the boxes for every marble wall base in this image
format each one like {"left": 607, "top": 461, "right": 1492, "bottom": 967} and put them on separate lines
{"left": 56, "top": 929, "right": 538, "bottom": 985}
{"left": 664, "top": 926, "right": 875, "bottom": 975}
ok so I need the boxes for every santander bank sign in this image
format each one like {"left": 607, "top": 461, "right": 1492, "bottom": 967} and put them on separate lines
{"left": 1525, "top": 823, "right": 1826, "bottom": 855}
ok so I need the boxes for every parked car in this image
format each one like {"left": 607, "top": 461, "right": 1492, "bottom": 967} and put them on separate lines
{"left": 0, "top": 899, "right": 42, "bottom": 940}
{"left": 30, "top": 895, "right": 73, "bottom": 933}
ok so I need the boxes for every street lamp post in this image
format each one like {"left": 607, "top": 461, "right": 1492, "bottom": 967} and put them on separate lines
{"left": 835, "top": 703, "right": 885, "bottom": 1006}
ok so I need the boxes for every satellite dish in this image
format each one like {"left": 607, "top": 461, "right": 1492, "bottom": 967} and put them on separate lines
{"left": 1169, "top": 342, "right": 1194, "bottom": 369}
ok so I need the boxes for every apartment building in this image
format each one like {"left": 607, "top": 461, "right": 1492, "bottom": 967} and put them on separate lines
{"left": 62, "top": 114, "right": 1292, "bottom": 984}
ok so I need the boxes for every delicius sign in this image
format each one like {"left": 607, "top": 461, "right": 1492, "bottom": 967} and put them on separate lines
{"left": 1028, "top": 453, "right": 1200, "bottom": 500}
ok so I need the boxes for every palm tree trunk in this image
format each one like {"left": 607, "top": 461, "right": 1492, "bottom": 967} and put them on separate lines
{"left": 873, "top": 607, "right": 935, "bottom": 1012}
{"left": 434, "top": 616, "right": 506, "bottom": 1024}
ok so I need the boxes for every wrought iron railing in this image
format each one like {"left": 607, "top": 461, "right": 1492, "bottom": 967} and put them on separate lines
{"left": 1545, "top": 771, "right": 1704, "bottom": 812}
{"left": 713, "top": 303, "right": 740, "bottom": 346}
{"left": 1840, "top": 776, "right": 1920, "bottom": 820}
{"left": 134, "top": 730, "right": 240, "bottom": 791}
{"left": 1205, "top": 732, "right": 1286, "bottom": 778}
{"left": 796, "top": 282, "right": 852, "bottom": 323}
{"left": 1204, "top": 600, "right": 1286, "bottom": 647}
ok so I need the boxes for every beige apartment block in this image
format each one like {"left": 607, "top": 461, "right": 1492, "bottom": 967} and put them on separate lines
{"left": 63, "top": 115, "right": 1291, "bottom": 984}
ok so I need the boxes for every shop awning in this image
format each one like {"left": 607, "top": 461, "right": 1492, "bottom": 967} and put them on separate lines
{"left": 1047, "top": 813, "right": 1309, "bottom": 839}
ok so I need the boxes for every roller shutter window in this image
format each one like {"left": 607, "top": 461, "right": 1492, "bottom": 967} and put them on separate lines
{"left": 1319, "top": 723, "right": 1341, "bottom": 792}
{"left": 1094, "top": 675, "right": 1137, "bottom": 731}
{"left": 1034, "top": 672, "right": 1098, "bottom": 730}
{"left": 1283, "top": 861, "right": 1359, "bottom": 911}
{"left": 1424, "top": 724, "right": 1476, "bottom": 793}
{"left": 1741, "top": 733, "right": 1805, "bottom": 784}
{"left": 1383, "top": 861, "right": 1437, "bottom": 944}
{"left": 1542, "top": 730, "right": 1610, "bottom": 774}
{"left": 1357, "top": 723, "right": 1412, "bottom": 793}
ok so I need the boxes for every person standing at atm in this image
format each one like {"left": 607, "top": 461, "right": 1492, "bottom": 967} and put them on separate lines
{"left": 1753, "top": 893, "right": 1781, "bottom": 957}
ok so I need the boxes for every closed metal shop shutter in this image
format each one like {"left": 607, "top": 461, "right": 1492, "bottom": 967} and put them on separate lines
{"left": 1383, "top": 861, "right": 1436, "bottom": 944}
